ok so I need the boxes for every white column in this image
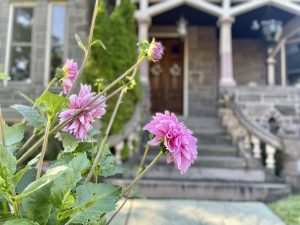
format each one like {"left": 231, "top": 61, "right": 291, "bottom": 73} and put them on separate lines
{"left": 218, "top": 17, "right": 236, "bottom": 88}
{"left": 138, "top": 16, "right": 151, "bottom": 86}
{"left": 267, "top": 56, "right": 276, "bottom": 85}
{"left": 251, "top": 135, "right": 261, "bottom": 159}
{"left": 266, "top": 144, "right": 276, "bottom": 170}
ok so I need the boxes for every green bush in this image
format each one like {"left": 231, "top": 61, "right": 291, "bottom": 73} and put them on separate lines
{"left": 83, "top": 0, "right": 142, "bottom": 134}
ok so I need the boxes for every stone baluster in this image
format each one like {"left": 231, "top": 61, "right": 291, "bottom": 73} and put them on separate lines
{"left": 266, "top": 144, "right": 276, "bottom": 171}
{"left": 115, "top": 141, "right": 124, "bottom": 165}
{"left": 251, "top": 135, "right": 261, "bottom": 159}
{"left": 244, "top": 133, "right": 251, "bottom": 150}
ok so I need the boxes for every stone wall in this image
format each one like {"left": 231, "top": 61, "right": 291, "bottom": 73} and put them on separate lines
{"left": 188, "top": 26, "right": 218, "bottom": 116}
{"left": 233, "top": 86, "right": 300, "bottom": 138}
{"left": 233, "top": 39, "right": 267, "bottom": 86}
{"left": 0, "top": 0, "right": 89, "bottom": 86}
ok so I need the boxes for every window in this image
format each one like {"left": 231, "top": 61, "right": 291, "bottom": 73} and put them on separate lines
{"left": 46, "top": 4, "right": 67, "bottom": 82}
{"left": 7, "top": 5, "right": 34, "bottom": 82}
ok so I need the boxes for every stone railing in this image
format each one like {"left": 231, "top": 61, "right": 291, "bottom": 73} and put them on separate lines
{"left": 220, "top": 86, "right": 300, "bottom": 188}
{"left": 219, "top": 86, "right": 300, "bottom": 176}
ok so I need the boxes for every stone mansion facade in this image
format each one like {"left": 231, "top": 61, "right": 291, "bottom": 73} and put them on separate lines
{"left": 2, "top": 0, "right": 300, "bottom": 200}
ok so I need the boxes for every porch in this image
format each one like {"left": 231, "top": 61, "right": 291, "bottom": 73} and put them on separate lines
{"left": 136, "top": 0, "right": 300, "bottom": 117}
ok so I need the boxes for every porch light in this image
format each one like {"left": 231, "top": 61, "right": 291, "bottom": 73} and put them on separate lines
{"left": 177, "top": 16, "right": 188, "bottom": 37}
{"left": 251, "top": 19, "right": 283, "bottom": 43}
{"left": 261, "top": 19, "right": 283, "bottom": 42}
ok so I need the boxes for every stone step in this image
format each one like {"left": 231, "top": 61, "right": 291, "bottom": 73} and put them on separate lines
{"left": 196, "top": 133, "right": 232, "bottom": 145}
{"left": 146, "top": 155, "right": 246, "bottom": 169}
{"left": 109, "top": 179, "right": 291, "bottom": 201}
{"left": 198, "top": 143, "right": 237, "bottom": 156}
{"left": 1, "top": 108, "right": 23, "bottom": 122}
{"left": 140, "top": 165, "right": 265, "bottom": 182}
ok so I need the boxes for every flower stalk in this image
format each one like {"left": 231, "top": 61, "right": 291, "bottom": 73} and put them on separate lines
{"left": 0, "top": 106, "right": 6, "bottom": 147}
{"left": 36, "top": 116, "right": 51, "bottom": 179}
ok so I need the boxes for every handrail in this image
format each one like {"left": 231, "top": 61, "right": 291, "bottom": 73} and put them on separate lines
{"left": 227, "top": 100, "right": 284, "bottom": 151}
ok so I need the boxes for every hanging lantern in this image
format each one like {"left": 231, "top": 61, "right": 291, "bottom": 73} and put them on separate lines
{"left": 177, "top": 16, "right": 188, "bottom": 38}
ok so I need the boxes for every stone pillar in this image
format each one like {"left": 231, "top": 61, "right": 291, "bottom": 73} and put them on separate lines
{"left": 267, "top": 56, "right": 276, "bottom": 85}
{"left": 138, "top": 16, "right": 151, "bottom": 86}
{"left": 218, "top": 17, "right": 236, "bottom": 88}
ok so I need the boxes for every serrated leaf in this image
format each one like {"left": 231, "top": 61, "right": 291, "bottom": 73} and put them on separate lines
{"left": 4, "top": 218, "right": 37, "bottom": 225}
{"left": 0, "top": 73, "right": 11, "bottom": 80}
{"left": 11, "top": 104, "right": 46, "bottom": 130}
{"left": 61, "top": 183, "right": 121, "bottom": 224}
{"left": 75, "top": 34, "right": 87, "bottom": 54}
{"left": 99, "top": 145, "right": 126, "bottom": 177}
{"left": 0, "top": 145, "right": 17, "bottom": 178}
{"left": 0, "top": 123, "right": 25, "bottom": 146}
{"left": 37, "top": 92, "right": 69, "bottom": 117}
{"left": 50, "top": 153, "right": 90, "bottom": 208}
{"left": 16, "top": 166, "right": 68, "bottom": 200}
{"left": 62, "top": 133, "right": 79, "bottom": 153}
{"left": 20, "top": 184, "right": 52, "bottom": 225}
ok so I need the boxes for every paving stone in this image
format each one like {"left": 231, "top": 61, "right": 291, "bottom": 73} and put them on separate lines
{"left": 110, "top": 200, "right": 285, "bottom": 225}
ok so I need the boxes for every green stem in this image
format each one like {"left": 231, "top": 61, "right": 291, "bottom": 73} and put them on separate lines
{"left": 123, "top": 151, "right": 163, "bottom": 196}
{"left": 66, "top": 0, "right": 99, "bottom": 97}
{"left": 36, "top": 117, "right": 51, "bottom": 179}
{"left": 0, "top": 106, "right": 6, "bottom": 147}
{"left": 85, "top": 89, "right": 126, "bottom": 183}
{"left": 107, "top": 151, "right": 164, "bottom": 225}
{"left": 138, "top": 142, "right": 150, "bottom": 172}
{"left": 16, "top": 132, "right": 37, "bottom": 158}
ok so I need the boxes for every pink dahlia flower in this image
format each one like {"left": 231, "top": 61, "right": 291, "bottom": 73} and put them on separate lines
{"left": 62, "top": 59, "right": 78, "bottom": 94}
{"left": 148, "top": 41, "right": 164, "bottom": 62}
{"left": 59, "top": 84, "right": 106, "bottom": 141}
{"left": 144, "top": 111, "right": 197, "bottom": 173}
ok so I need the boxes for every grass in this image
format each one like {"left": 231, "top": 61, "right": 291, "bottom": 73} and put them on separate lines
{"left": 268, "top": 195, "right": 300, "bottom": 225}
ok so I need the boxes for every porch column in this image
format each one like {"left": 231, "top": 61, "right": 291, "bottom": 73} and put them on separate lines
{"left": 138, "top": 16, "right": 151, "bottom": 85}
{"left": 218, "top": 17, "right": 236, "bottom": 88}
{"left": 267, "top": 53, "right": 276, "bottom": 85}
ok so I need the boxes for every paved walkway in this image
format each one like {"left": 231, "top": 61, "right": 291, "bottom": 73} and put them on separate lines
{"left": 110, "top": 200, "right": 285, "bottom": 225}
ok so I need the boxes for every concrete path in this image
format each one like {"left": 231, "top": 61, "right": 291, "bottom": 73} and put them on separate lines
{"left": 110, "top": 200, "right": 285, "bottom": 225}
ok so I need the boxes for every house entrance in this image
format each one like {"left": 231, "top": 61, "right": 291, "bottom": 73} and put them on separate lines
{"left": 149, "top": 38, "right": 184, "bottom": 115}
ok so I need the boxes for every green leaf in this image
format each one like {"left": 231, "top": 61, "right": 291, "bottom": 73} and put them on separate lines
{"left": 4, "top": 218, "right": 37, "bottom": 225}
{"left": 0, "top": 73, "right": 11, "bottom": 80}
{"left": 75, "top": 34, "right": 87, "bottom": 54}
{"left": 60, "top": 183, "right": 121, "bottom": 224}
{"left": 0, "top": 145, "right": 17, "bottom": 178}
{"left": 37, "top": 92, "right": 69, "bottom": 117}
{"left": 50, "top": 153, "right": 89, "bottom": 208}
{"left": 16, "top": 166, "right": 68, "bottom": 200}
{"left": 99, "top": 145, "right": 126, "bottom": 177}
{"left": 11, "top": 104, "right": 46, "bottom": 130}
{"left": 91, "top": 39, "right": 106, "bottom": 50}
{"left": 20, "top": 184, "right": 52, "bottom": 225}
{"left": 0, "top": 123, "right": 25, "bottom": 146}
{"left": 16, "top": 168, "right": 36, "bottom": 195}
{"left": 62, "top": 133, "right": 79, "bottom": 153}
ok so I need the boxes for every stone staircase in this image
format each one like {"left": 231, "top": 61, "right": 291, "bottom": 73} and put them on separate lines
{"left": 110, "top": 115, "right": 291, "bottom": 202}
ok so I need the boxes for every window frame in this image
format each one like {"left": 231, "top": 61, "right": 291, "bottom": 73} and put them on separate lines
{"left": 45, "top": 1, "right": 68, "bottom": 86}
{"left": 4, "top": 2, "right": 35, "bottom": 86}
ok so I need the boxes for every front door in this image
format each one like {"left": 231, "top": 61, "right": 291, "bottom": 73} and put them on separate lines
{"left": 149, "top": 38, "right": 184, "bottom": 115}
